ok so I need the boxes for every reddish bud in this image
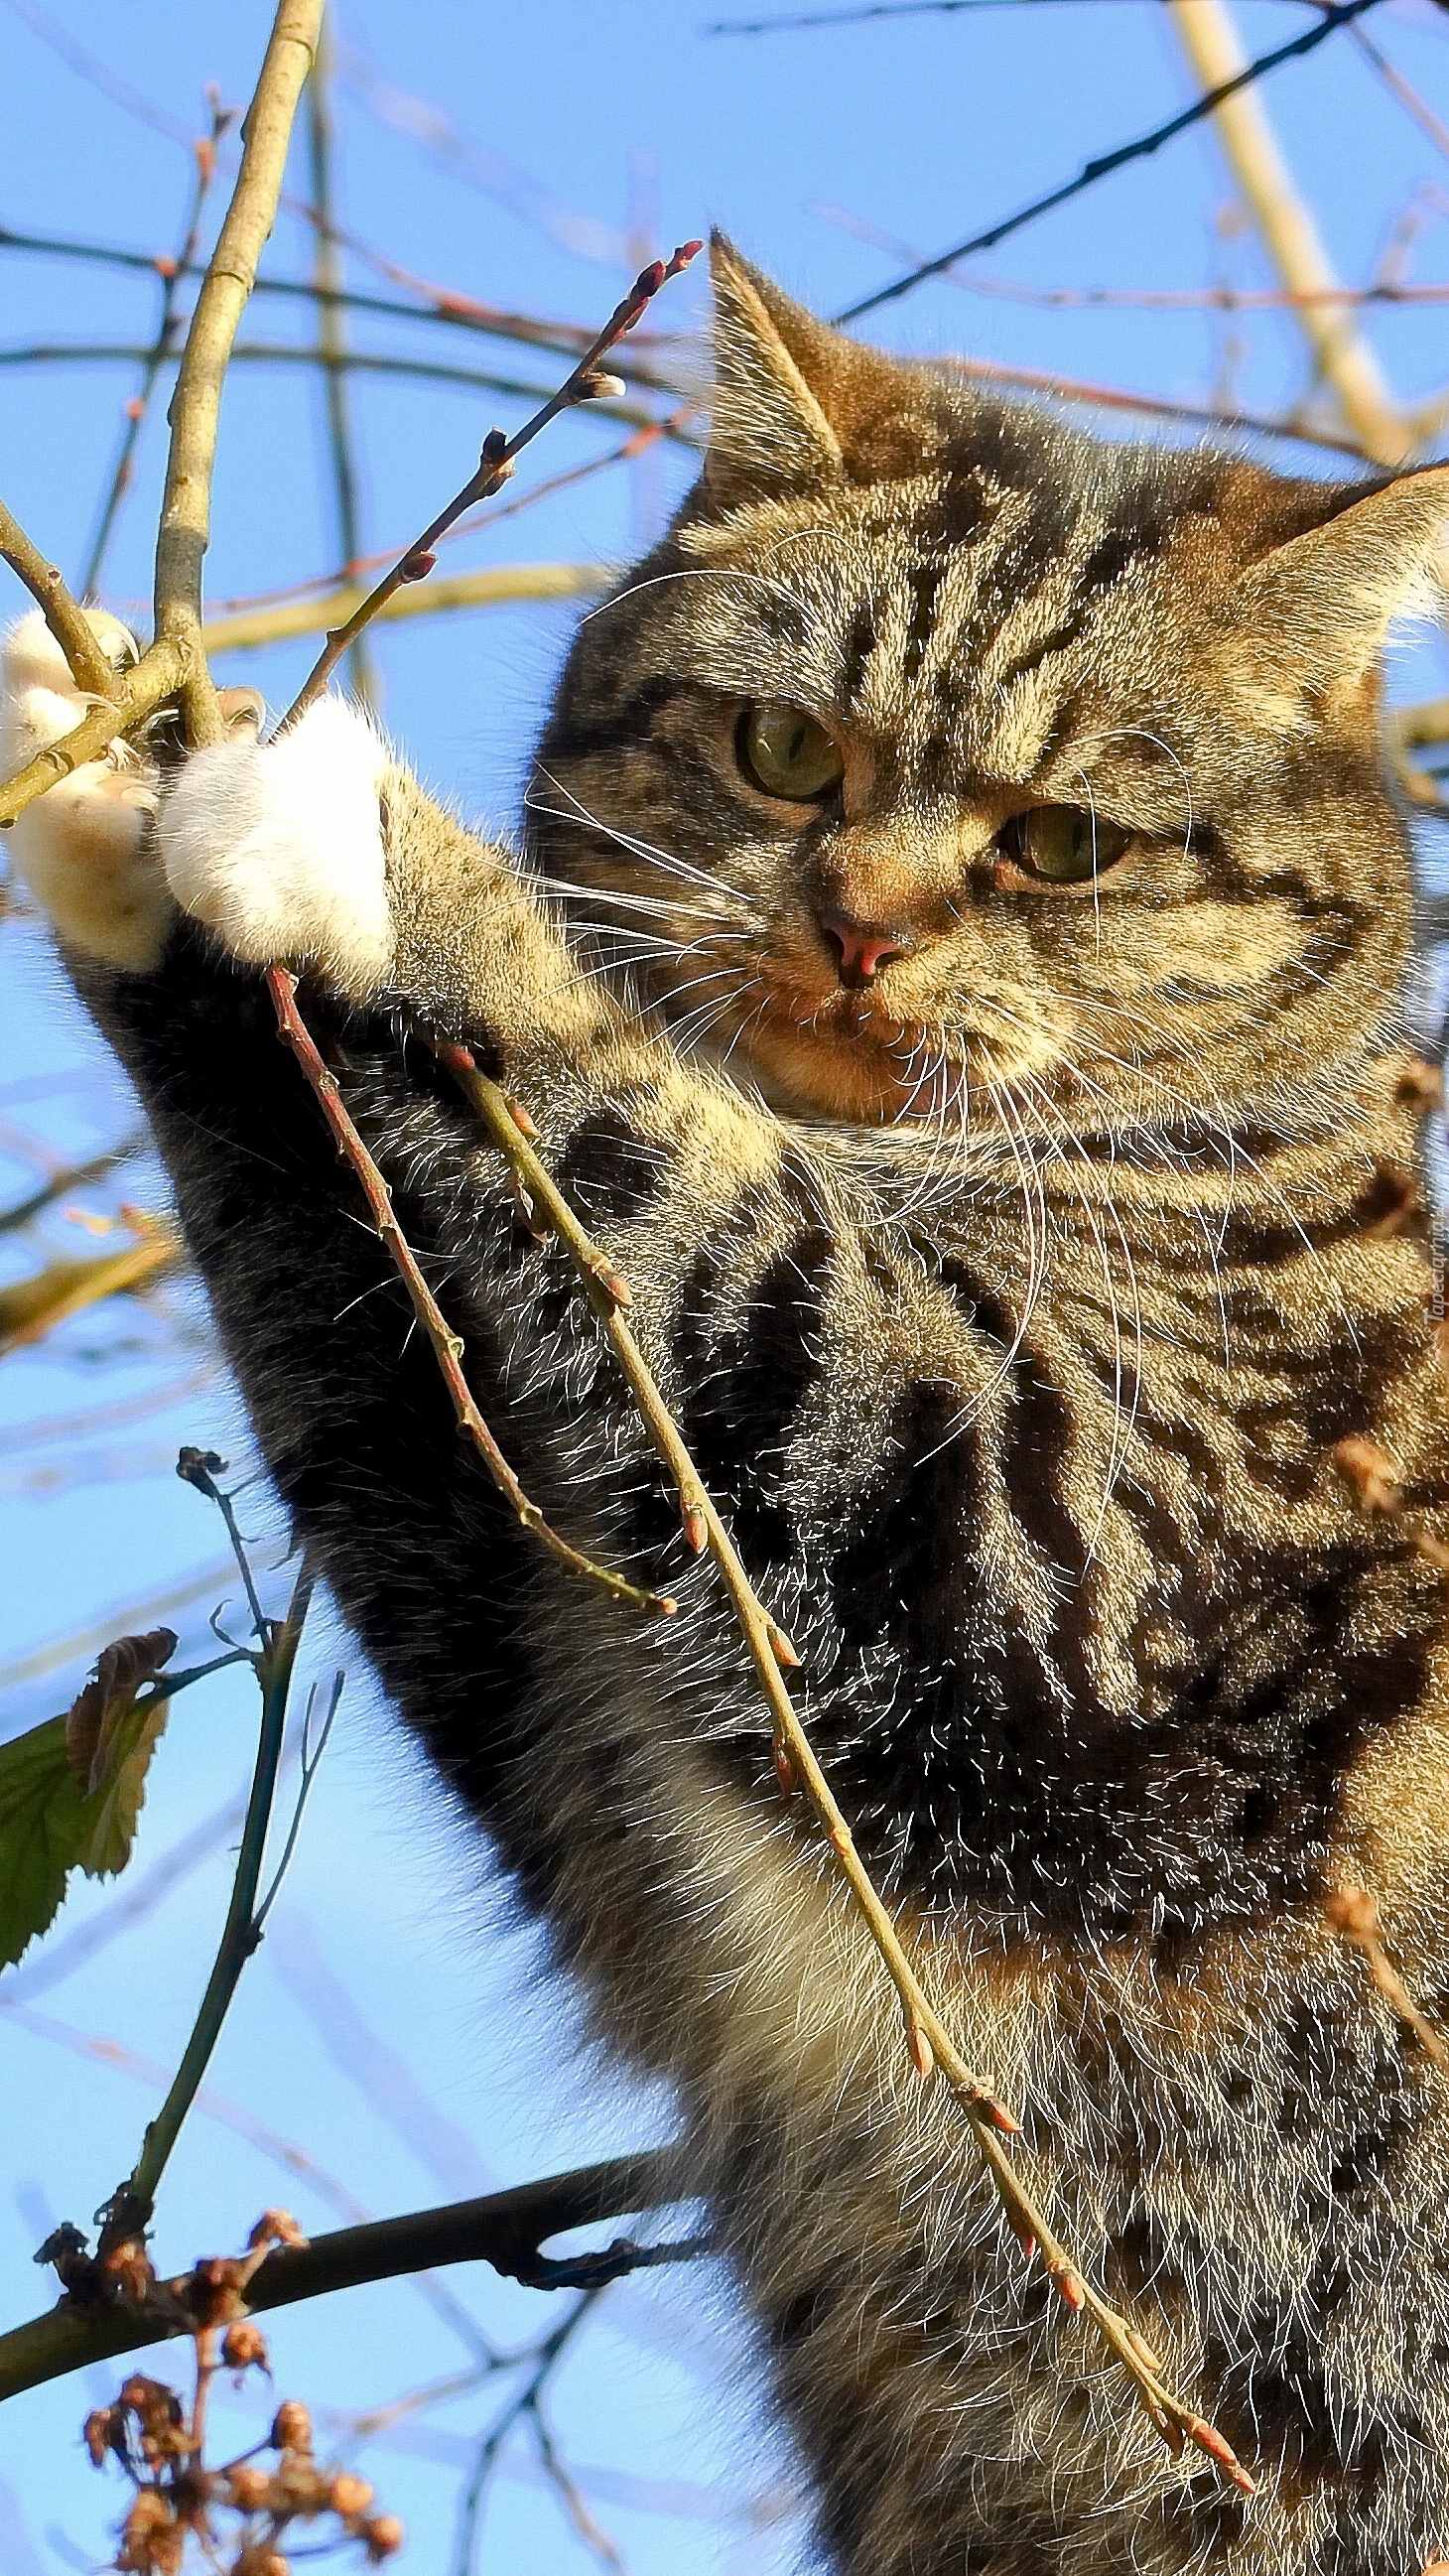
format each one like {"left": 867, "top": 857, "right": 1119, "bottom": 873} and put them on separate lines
{"left": 364, "top": 2516, "right": 405, "bottom": 2561}
{"left": 84, "top": 2406, "right": 116, "bottom": 2467}
{"left": 1184, "top": 2414, "right": 1256, "bottom": 2494}
{"left": 669, "top": 239, "right": 705, "bottom": 274}
{"left": 153, "top": 255, "right": 178, "bottom": 281}
{"left": 1324, "top": 1882, "right": 1382, "bottom": 1946}
{"left": 773, "top": 1736, "right": 798, "bottom": 1800}
{"left": 1332, "top": 1433, "right": 1402, "bottom": 1516}
{"left": 905, "top": 2015, "right": 935, "bottom": 2080}
{"left": 125, "top": 397, "right": 146, "bottom": 422}
{"left": 592, "top": 1260, "right": 633, "bottom": 1308}
{"left": 400, "top": 550, "right": 436, "bottom": 582}
{"left": 225, "top": 2463, "right": 274, "bottom": 2511}
{"left": 270, "top": 2399, "right": 312, "bottom": 2453}
{"left": 637, "top": 259, "right": 667, "bottom": 299}
{"left": 1051, "top": 2263, "right": 1086, "bottom": 2314}
{"left": 1396, "top": 1057, "right": 1444, "bottom": 1114}
{"left": 769, "top": 1622, "right": 802, "bottom": 1669}
{"left": 504, "top": 1092, "right": 539, "bottom": 1140}
{"left": 682, "top": 1502, "right": 709, "bottom": 1556}
{"left": 247, "top": 2209, "right": 307, "bottom": 2253}
{"left": 194, "top": 139, "right": 216, "bottom": 184}
{"left": 222, "top": 2320, "right": 269, "bottom": 2373}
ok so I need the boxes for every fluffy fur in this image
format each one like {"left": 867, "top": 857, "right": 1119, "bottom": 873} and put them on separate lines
{"left": 10, "top": 236, "right": 1449, "bottom": 2572}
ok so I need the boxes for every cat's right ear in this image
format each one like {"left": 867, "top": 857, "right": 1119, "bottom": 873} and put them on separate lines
{"left": 703, "top": 234, "right": 847, "bottom": 505}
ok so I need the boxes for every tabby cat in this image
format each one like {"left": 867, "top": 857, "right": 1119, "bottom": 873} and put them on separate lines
{"left": 8, "top": 236, "right": 1449, "bottom": 2575}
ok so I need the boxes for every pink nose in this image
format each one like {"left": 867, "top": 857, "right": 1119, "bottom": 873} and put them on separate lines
{"left": 818, "top": 908, "right": 907, "bottom": 990}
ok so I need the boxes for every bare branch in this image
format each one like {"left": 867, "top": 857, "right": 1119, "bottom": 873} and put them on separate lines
{"left": 432, "top": 1043, "right": 1256, "bottom": 2497}
{"left": 305, "top": 8, "right": 374, "bottom": 707}
{"left": 832, "top": 0, "right": 1384, "bottom": 326}
{"left": 0, "top": 2154, "right": 683, "bottom": 2402}
{"left": 0, "top": 498, "right": 117, "bottom": 697}
{"left": 82, "top": 95, "right": 233, "bottom": 601}
{"left": 153, "top": 0, "right": 326, "bottom": 746}
{"left": 267, "top": 966, "right": 673, "bottom": 1617}
{"left": 277, "top": 239, "right": 702, "bottom": 727}
{"left": 203, "top": 560, "right": 608, "bottom": 654}
{"left": 1165, "top": 0, "right": 1410, "bottom": 466}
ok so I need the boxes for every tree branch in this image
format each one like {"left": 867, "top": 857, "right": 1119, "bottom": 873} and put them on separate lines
{"left": 277, "top": 238, "right": 701, "bottom": 727}
{"left": 96, "top": 1555, "right": 315, "bottom": 2252}
{"left": 266, "top": 967, "right": 672, "bottom": 1617}
{"left": 153, "top": 0, "right": 326, "bottom": 747}
{"left": 1164, "top": 0, "right": 1410, "bottom": 467}
{"left": 202, "top": 560, "right": 608, "bottom": 655}
{"left": 0, "top": 2154, "right": 684, "bottom": 2403}
{"left": 431, "top": 1044, "right": 1254, "bottom": 2497}
{"left": 832, "top": 0, "right": 1385, "bottom": 325}
{"left": 0, "top": 498, "right": 117, "bottom": 698}
{"left": 305, "top": 8, "right": 374, "bottom": 707}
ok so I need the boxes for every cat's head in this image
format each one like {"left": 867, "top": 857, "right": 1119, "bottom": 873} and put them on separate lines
{"left": 530, "top": 236, "right": 1449, "bottom": 1138}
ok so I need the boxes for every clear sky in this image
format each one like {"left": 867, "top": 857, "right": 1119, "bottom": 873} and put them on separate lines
{"left": 3, "top": 3, "right": 1449, "bottom": 2570}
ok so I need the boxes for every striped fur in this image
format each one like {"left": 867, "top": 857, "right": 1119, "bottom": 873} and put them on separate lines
{"left": 17, "top": 235, "right": 1449, "bottom": 2569}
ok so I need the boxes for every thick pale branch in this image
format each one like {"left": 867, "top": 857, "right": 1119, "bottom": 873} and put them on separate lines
{"left": 154, "top": 0, "right": 325, "bottom": 745}
{"left": 1165, "top": 0, "right": 1410, "bottom": 467}
{"left": 0, "top": 2154, "right": 682, "bottom": 2403}
{"left": 202, "top": 561, "right": 608, "bottom": 654}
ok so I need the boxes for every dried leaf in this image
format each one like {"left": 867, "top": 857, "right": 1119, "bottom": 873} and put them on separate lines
{"left": 0, "top": 1629, "right": 177, "bottom": 1968}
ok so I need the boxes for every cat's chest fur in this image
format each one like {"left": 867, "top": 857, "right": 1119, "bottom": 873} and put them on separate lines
{"left": 603, "top": 1092, "right": 1449, "bottom": 1950}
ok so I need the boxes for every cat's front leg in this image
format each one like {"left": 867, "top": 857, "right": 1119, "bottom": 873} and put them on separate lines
{"left": 1, "top": 611, "right": 171, "bottom": 971}
{"left": 0, "top": 613, "right": 273, "bottom": 975}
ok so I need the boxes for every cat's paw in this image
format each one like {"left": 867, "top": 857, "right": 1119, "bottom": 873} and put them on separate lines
{"left": 159, "top": 696, "right": 395, "bottom": 997}
{"left": 0, "top": 610, "right": 172, "bottom": 971}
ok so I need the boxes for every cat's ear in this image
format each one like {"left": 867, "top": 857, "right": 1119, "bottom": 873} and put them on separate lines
{"left": 704, "top": 234, "right": 848, "bottom": 503}
{"left": 1229, "top": 465, "right": 1449, "bottom": 699}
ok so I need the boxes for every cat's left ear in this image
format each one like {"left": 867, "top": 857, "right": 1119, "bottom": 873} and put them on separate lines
{"left": 1230, "top": 464, "right": 1449, "bottom": 696}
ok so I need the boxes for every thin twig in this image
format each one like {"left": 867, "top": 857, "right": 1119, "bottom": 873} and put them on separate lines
{"left": 305, "top": 9, "right": 374, "bottom": 707}
{"left": 434, "top": 1041, "right": 1255, "bottom": 2497}
{"left": 2, "top": 341, "right": 680, "bottom": 442}
{"left": 95, "top": 1555, "right": 315, "bottom": 2252}
{"left": 1349, "top": 22, "right": 1449, "bottom": 174}
{"left": 265, "top": 965, "right": 672, "bottom": 1618}
{"left": 153, "top": 0, "right": 326, "bottom": 747}
{"left": 0, "top": 222, "right": 692, "bottom": 391}
{"left": 276, "top": 239, "right": 702, "bottom": 727}
{"left": 82, "top": 93, "right": 233, "bottom": 600}
{"left": 0, "top": 498, "right": 117, "bottom": 697}
{"left": 832, "top": 0, "right": 1384, "bottom": 324}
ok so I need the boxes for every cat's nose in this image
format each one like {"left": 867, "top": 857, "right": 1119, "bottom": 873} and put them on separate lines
{"left": 818, "top": 907, "right": 908, "bottom": 990}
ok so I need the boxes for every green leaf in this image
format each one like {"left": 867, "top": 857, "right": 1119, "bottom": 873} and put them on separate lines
{"left": 0, "top": 1715, "right": 88, "bottom": 1970}
{"left": 0, "top": 1628, "right": 178, "bottom": 1970}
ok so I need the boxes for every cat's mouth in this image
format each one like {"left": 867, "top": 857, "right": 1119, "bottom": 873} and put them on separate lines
{"left": 654, "top": 957, "right": 1058, "bottom": 1126}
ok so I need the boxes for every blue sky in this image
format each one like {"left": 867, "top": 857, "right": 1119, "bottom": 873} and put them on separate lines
{"left": 4, "top": 2, "right": 1449, "bottom": 2569}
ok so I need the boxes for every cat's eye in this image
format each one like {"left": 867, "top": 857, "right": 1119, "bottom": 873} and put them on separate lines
{"left": 737, "top": 702, "right": 845, "bottom": 802}
{"left": 998, "top": 804, "right": 1131, "bottom": 883}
